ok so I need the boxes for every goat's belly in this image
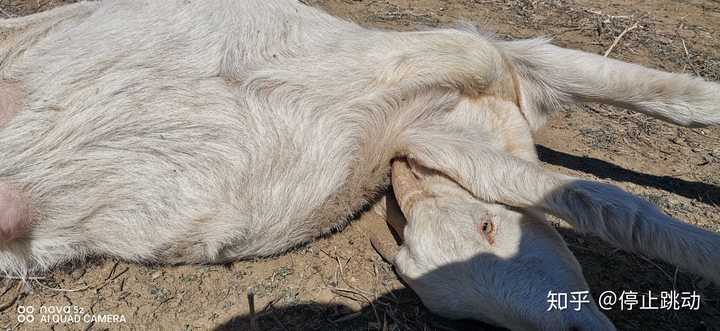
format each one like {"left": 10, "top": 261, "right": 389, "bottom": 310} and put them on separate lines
{"left": 230, "top": 177, "right": 389, "bottom": 260}
{"left": 304, "top": 162, "right": 391, "bottom": 234}
{"left": 0, "top": 72, "right": 390, "bottom": 264}
{"left": 214, "top": 136, "right": 392, "bottom": 260}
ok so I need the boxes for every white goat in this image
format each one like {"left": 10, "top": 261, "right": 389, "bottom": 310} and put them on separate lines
{"left": 0, "top": 1, "right": 718, "bottom": 330}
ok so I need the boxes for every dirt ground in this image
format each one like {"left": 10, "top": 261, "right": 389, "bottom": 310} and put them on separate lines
{"left": 0, "top": 0, "right": 719, "bottom": 330}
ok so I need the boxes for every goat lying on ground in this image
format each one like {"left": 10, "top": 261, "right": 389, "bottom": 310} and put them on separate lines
{"left": 0, "top": 1, "right": 718, "bottom": 330}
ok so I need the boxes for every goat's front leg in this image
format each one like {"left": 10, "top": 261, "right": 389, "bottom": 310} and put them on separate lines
{"left": 401, "top": 126, "right": 720, "bottom": 285}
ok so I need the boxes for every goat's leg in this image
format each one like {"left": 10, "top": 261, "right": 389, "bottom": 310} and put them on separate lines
{"left": 403, "top": 130, "right": 720, "bottom": 284}
{"left": 497, "top": 39, "right": 720, "bottom": 128}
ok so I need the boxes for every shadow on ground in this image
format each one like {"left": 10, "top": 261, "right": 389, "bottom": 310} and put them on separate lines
{"left": 536, "top": 145, "right": 720, "bottom": 205}
{"left": 214, "top": 289, "right": 498, "bottom": 331}
{"left": 215, "top": 225, "right": 719, "bottom": 331}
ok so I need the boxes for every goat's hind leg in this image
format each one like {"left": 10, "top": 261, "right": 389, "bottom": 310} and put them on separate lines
{"left": 498, "top": 39, "right": 720, "bottom": 128}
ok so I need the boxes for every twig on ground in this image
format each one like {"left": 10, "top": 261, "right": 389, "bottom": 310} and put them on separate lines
{"left": 103, "top": 262, "right": 120, "bottom": 283}
{"left": 0, "top": 282, "right": 24, "bottom": 313}
{"left": 247, "top": 287, "right": 257, "bottom": 331}
{"left": 583, "top": 8, "right": 630, "bottom": 19}
{"left": 95, "top": 267, "right": 129, "bottom": 291}
{"left": 32, "top": 279, "right": 90, "bottom": 293}
{"left": 31, "top": 263, "right": 129, "bottom": 293}
{"left": 0, "top": 7, "right": 13, "bottom": 18}
{"left": 0, "top": 276, "right": 46, "bottom": 280}
{"left": 331, "top": 286, "right": 381, "bottom": 325}
{"left": 681, "top": 39, "right": 701, "bottom": 77}
{"left": 604, "top": 21, "right": 639, "bottom": 57}
{"left": 1, "top": 279, "right": 15, "bottom": 298}
{"left": 637, "top": 255, "right": 674, "bottom": 283}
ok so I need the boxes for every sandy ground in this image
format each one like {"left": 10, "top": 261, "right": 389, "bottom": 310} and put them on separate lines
{"left": 0, "top": 0, "right": 719, "bottom": 330}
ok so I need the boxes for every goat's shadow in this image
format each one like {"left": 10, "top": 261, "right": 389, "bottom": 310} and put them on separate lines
{"left": 213, "top": 289, "right": 496, "bottom": 331}
{"left": 215, "top": 230, "right": 719, "bottom": 331}
{"left": 536, "top": 145, "right": 720, "bottom": 205}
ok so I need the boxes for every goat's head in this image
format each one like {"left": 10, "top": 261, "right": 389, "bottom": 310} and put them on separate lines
{"left": 381, "top": 159, "right": 614, "bottom": 330}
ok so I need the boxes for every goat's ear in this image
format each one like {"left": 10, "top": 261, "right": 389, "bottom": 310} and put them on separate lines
{"left": 496, "top": 38, "right": 720, "bottom": 128}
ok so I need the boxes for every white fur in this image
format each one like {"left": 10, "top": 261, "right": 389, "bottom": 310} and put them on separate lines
{"left": 0, "top": 1, "right": 718, "bottom": 329}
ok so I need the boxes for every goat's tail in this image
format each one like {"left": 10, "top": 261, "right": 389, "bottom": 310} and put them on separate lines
{"left": 496, "top": 38, "right": 720, "bottom": 128}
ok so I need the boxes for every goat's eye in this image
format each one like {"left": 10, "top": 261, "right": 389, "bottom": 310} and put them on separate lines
{"left": 481, "top": 222, "right": 490, "bottom": 232}
{"left": 479, "top": 220, "right": 496, "bottom": 246}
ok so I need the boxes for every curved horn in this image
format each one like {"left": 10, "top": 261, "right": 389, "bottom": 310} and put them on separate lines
{"left": 391, "top": 158, "right": 431, "bottom": 218}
